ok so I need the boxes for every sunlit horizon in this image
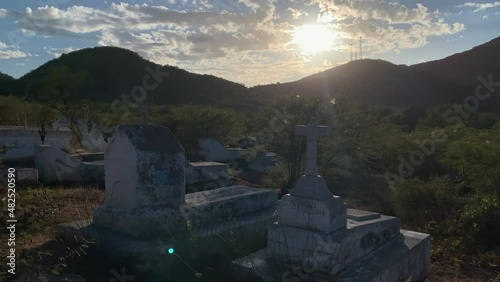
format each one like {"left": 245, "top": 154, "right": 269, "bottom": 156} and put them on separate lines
{"left": 0, "top": 1, "right": 498, "bottom": 86}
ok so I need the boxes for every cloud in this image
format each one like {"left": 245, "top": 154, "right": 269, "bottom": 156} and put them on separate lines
{"left": 313, "top": 0, "right": 465, "bottom": 51}
{"left": 0, "top": 8, "right": 8, "bottom": 18}
{"left": 4, "top": 3, "right": 288, "bottom": 54}
{"left": 45, "top": 46, "right": 80, "bottom": 58}
{"left": 0, "top": 42, "right": 29, "bottom": 59}
{"left": 288, "top": 7, "right": 309, "bottom": 19}
{"left": 171, "top": 50, "right": 320, "bottom": 86}
{"left": 0, "top": 1, "right": 468, "bottom": 85}
{"left": 313, "top": 1, "right": 435, "bottom": 24}
{"left": 458, "top": 1, "right": 500, "bottom": 12}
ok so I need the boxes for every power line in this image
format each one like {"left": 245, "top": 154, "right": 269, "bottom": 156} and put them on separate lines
{"left": 350, "top": 43, "right": 353, "bottom": 62}
{"left": 359, "top": 36, "right": 363, "bottom": 60}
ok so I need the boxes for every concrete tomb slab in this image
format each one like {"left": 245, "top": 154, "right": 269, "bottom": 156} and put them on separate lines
{"left": 84, "top": 125, "right": 278, "bottom": 279}
{"left": 34, "top": 145, "right": 104, "bottom": 184}
{"left": 93, "top": 185, "right": 277, "bottom": 239}
{"left": 185, "top": 161, "right": 229, "bottom": 185}
{"left": 231, "top": 121, "right": 431, "bottom": 282}
{"left": 347, "top": 208, "right": 381, "bottom": 221}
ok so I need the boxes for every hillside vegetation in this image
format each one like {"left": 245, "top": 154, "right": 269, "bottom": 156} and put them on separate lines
{"left": 251, "top": 36, "right": 500, "bottom": 110}
{"left": 1, "top": 36, "right": 500, "bottom": 281}
{"left": 2, "top": 47, "right": 260, "bottom": 110}
{"left": 1, "top": 94, "right": 499, "bottom": 280}
{"left": 1, "top": 37, "right": 499, "bottom": 110}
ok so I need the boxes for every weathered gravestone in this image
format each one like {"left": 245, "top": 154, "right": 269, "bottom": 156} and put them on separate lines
{"left": 232, "top": 121, "right": 431, "bottom": 282}
{"left": 102, "top": 125, "right": 185, "bottom": 209}
{"left": 88, "top": 125, "right": 277, "bottom": 279}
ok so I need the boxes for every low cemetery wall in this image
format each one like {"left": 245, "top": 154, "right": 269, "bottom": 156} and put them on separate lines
{"left": 0, "top": 127, "right": 71, "bottom": 161}
{"left": 35, "top": 145, "right": 104, "bottom": 185}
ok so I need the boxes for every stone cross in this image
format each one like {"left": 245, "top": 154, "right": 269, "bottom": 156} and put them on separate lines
{"left": 295, "top": 120, "right": 329, "bottom": 176}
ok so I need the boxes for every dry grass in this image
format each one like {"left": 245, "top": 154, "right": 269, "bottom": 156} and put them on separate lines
{"left": 0, "top": 186, "right": 105, "bottom": 281}
{"left": 428, "top": 261, "right": 500, "bottom": 282}
{"left": 0, "top": 185, "right": 498, "bottom": 281}
{"left": 0, "top": 186, "right": 104, "bottom": 251}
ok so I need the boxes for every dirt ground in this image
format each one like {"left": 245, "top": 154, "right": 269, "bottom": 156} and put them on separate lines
{"left": 1, "top": 186, "right": 498, "bottom": 282}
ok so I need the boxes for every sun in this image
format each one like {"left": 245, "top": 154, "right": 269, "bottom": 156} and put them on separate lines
{"left": 292, "top": 24, "right": 335, "bottom": 54}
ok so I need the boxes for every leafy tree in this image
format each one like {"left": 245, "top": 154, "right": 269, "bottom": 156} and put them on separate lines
{"left": 440, "top": 125, "right": 500, "bottom": 197}
{"left": 160, "top": 105, "right": 245, "bottom": 158}
{"left": 0, "top": 96, "right": 57, "bottom": 127}
{"left": 26, "top": 66, "right": 89, "bottom": 146}
{"left": 0, "top": 96, "right": 26, "bottom": 126}
{"left": 0, "top": 145, "right": 7, "bottom": 169}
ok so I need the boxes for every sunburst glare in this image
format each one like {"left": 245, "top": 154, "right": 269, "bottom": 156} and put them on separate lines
{"left": 292, "top": 24, "right": 336, "bottom": 54}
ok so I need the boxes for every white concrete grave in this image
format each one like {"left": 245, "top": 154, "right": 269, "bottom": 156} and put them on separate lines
{"left": 232, "top": 121, "right": 431, "bottom": 282}
{"left": 199, "top": 137, "right": 278, "bottom": 173}
{"left": 103, "top": 125, "right": 185, "bottom": 209}
{"left": 87, "top": 124, "right": 279, "bottom": 279}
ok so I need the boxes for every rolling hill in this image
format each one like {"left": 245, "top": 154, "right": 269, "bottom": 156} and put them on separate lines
{"left": 413, "top": 36, "right": 500, "bottom": 109}
{"left": 0, "top": 72, "right": 15, "bottom": 97}
{"left": 251, "top": 59, "right": 441, "bottom": 107}
{"left": 3, "top": 47, "right": 259, "bottom": 109}
{"left": 251, "top": 36, "right": 500, "bottom": 109}
{"left": 1, "top": 36, "right": 499, "bottom": 110}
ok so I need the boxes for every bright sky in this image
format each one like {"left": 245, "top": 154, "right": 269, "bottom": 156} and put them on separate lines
{"left": 0, "top": 0, "right": 499, "bottom": 86}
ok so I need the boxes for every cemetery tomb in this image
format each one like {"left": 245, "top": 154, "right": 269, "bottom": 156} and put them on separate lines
{"left": 231, "top": 121, "right": 431, "bottom": 282}
{"left": 83, "top": 125, "right": 278, "bottom": 279}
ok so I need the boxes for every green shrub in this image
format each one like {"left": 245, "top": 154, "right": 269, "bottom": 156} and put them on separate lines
{"left": 459, "top": 194, "right": 500, "bottom": 248}
{"left": 262, "top": 162, "right": 288, "bottom": 194}
{"left": 159, "top": 105, "right": 245, "bottom": 158}
{"left": 0, "top": 145, "right": 8, "bottom": 169}
{"left": 392, "top": 177, "right": 460, "bottom": 228}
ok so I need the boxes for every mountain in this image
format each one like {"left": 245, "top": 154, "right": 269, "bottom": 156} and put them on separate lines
{"left": 6, "top": 47, "right": 258, "bottom": 109}
{"left": 412, "top": 37, "right": 500, "bottom": 109}
{"left": 0, "top": 72, "right": 15, "bottom": 96}
{"left": 251, "top": 36, "right": 500, "bottom": 109}
{"left": 251, "top": 59, "right": 441, "bottom": 107}
{"left": 2, "top": 37, "right": 499, "bottom": 110}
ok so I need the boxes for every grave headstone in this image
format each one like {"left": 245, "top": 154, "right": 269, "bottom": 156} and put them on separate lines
{"left": 88, "top": 124, "right": 278, "bottom": 279}
{"left": 103, "top": 125, "right": 185, "bottom": 209}
{"left": 232, "top": 121, "right": 431, "bottom": 282}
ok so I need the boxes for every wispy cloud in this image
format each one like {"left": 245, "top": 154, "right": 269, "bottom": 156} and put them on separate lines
{"left": 458, "top": 1, "right": 500, "bottom": 12}
{"left": 288, "top": 7, "right": 309, "bottom": 20}
{"left": 0, "top": 8, "right": 8, "bottom": 18}
{"left": 0, "top": 42, "right": 29, "bottom": 59}
{"left": 313, "top": 0, "right": 465, "bottom": 50}
{"left": 45, "top": 46, "right": 81, "bottom": 58}
{"left": 0, "top": 1, "right": 468, "bottom": 85}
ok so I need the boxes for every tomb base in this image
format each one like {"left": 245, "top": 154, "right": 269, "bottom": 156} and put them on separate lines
{"left": 93, "top": 185, "right": 277, "bottom": 239}
{"left": 232, "top": 229, "right": 430, "bottom": 282}
{"left": 232, "top": 209, "right": 431, "bottom": 282}
{"left": 268, "top": 209, "right": 402, "bottom": 275}
{"left": 79, "top": 186, "right": 278, "bottom": 279}
{"left": 74, "top": 207, "right": 276, "bottom": 279}
{"left": 278, "top": 194, "right": 347, "bottom": 234}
